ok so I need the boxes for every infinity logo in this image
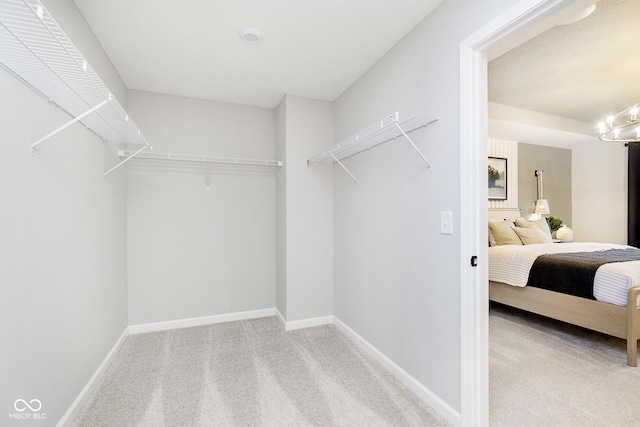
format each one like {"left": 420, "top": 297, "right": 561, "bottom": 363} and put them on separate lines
{"left": 14, "top": 399, "right": 42, "bottom": 412}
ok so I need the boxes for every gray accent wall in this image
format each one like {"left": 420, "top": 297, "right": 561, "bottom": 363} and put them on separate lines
{"left": 518, "top": 143, "right": 572, "bottom": 227}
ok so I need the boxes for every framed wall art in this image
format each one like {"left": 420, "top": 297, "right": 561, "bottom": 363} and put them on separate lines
{"left": 488, "top": 157, "right": 507, "bottom": 200}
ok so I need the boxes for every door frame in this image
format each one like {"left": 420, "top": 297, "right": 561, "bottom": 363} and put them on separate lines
{"left": 459, "top": 0, "right": 575, "bottom": 425}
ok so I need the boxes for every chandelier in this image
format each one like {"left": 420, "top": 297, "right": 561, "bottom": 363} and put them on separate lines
{"left": 597, "top": 104, "right": 640, "bottom": 143}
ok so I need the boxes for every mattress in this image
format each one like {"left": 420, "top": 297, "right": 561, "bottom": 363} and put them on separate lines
{"left": 488, "top": 242, "right": 640, "bottom": 307}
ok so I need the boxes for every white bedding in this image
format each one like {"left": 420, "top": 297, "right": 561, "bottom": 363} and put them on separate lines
{"left": 488, "top": 242, "right": 640, "bottom": 307}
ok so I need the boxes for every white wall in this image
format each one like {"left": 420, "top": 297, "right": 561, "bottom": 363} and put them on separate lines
{"left": 332, "top": 0, "right": 517, "bottom": 414}
{"left": 276, "top": 95, "right": 334, "bottom": 322}
{"left": 126, "top": 91, "right": 277, "bottom": 324}
{"left": 43, "top": 0, "right": 127, "bottom": 105}
{"left": 573, "top": 144, "right": 627, "bottom": 243}
{"left": 0, "top": 1, "right": 129, "bottom": 423}
{"left": 276, "top": 98, "right": 288, "bottom": 316}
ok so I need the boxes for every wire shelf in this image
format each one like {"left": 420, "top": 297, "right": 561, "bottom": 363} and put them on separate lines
{"left": 307, "top": 112, "right": 437, "bottom": 182}
{"left": 118, "top": 150, "right": 283, "bottom": 168}
{"left": 307, "top": 112, "right": 433, "bottom": 165}
{"left": 0, "top": 0, "right": 149, "bottom": 148}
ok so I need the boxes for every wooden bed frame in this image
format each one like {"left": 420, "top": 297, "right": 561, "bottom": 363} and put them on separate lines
{"left": 487, "top": 208, "right": 640, "bottom": 366}
{"left": 489, "top": 281, "right": 640, "bottom": 366}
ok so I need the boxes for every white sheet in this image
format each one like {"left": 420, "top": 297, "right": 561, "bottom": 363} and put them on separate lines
{"left": 488, "top": 242, "right": 640, "bottom": 307}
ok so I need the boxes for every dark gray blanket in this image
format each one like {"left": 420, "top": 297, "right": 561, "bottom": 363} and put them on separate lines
{"left": 527, "top": 248, "right": 640, "bottom": 299}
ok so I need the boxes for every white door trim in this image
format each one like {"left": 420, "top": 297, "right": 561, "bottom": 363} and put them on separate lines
{"left": 459, "top": 0, "right": 574, "bottom": 425}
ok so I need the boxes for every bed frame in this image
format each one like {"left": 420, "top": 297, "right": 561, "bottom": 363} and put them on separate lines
{"left": 487, "top": 208, "right": 640, "bottom": 366}
{"left": 489, "top": 281, "right": 640, "bottom": 366}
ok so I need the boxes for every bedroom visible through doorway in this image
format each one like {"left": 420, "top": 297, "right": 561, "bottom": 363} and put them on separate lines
{"left": 459, "top": 0, "right": 584, "bottom": 424}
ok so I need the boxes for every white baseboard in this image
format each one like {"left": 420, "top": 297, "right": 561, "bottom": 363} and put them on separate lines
{"left": 274, "top": 308, "right": 334, "bottom": 331}
{"left": 284, "top": 315, "right": 334, "bottom": 331}
{"left": 57, "top": 327, "right": 129, "bottom": 427}
{"left": 333, "top": 317, "right": 461, "bottom": 427}
{"left": 128, "top": 308, "right": 276, "bottom": 335}
{"left": 275, "top": 308, "right": 287, "bottom": 328}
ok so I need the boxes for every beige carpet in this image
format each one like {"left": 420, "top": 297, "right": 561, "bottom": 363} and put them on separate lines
{"left": 72, "top": 317, "right": 449, "bottom": 426}
{"left": 490, "top": 302, "right": 640, "bottom": 426}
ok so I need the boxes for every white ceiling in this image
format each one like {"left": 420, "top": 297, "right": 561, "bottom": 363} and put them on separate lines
{"left": 72, "top": 0, "right": 638, "bottom": 130}
{"left": 489, "top": 0, "right": 640, "bottom": 127}
{"left": 72, "top": 0, "right": 443, "bottom": 109}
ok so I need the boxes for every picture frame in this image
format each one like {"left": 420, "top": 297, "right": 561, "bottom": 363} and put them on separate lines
{"left": 488, "top": 157, "right": 507, "bottom": 200}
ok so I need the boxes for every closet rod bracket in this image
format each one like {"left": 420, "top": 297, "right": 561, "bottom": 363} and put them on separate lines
{"left": 30, "top": 97, "right": 110, "bottom": 155}
{"left": 330, "top": 152, "right": 359, "bottom": 183}
{"left": 393, "top": 120, "right": 434, "bottom": 172}
{"left": 103, "top": 145, "right": 149, "bottom": 177}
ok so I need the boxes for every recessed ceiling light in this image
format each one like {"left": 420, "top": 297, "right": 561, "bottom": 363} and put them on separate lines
{"left": 239, "top": 28, "right": 263, "bottom": 44}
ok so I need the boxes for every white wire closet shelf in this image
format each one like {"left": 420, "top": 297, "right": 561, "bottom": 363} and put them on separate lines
{"left": 307, "top": 112, "right": 437, "bottom": 183}
{"left": 0, "top": 0, "right": 151, "bottom": 155}
{"left": 117, "top": 150, "right": 283, "bottom": 168}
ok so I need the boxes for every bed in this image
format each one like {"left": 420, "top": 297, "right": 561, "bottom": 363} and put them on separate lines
{"left": 488, "top": 209, "right": 640, "bottom": 366}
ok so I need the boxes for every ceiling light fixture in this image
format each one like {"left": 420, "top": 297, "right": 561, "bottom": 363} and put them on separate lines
{"left": 556, "top": 4, "right": 597, "bottom": 26}
{"left": 597, "top": 104, "right": 640, "bottom": 144}
{"left": 239, "top": 28, "right": 263, "bottom": 44}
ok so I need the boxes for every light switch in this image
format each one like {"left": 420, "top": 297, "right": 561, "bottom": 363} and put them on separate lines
{"left": 441, "top": 211, "right": 453, "bottom": 235}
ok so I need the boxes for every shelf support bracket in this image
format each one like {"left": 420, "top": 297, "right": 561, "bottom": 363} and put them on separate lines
{"left": 103, "top": 145, "right": 148, "bottom": 177}
{"left": 393, "top": 121, "right": 433, "bottom": 172}
{"left": 330, "top": 152, "right": 359, "bottom": 183}
{"left": 30, "top": 98, "right": 110, "bottom": 155}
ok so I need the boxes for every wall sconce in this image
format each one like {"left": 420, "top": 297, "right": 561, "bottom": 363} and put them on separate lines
{"left": 534, "top": 170, "right": 550, "bottom": 215}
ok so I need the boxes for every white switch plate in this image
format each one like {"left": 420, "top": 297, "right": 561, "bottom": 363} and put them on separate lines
{"left": 441, "top": 211, "right": 453, "bottom": 235}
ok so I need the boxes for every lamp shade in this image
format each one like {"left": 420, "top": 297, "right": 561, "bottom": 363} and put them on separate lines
{"left": 534, "top": 199, "right": 550, "bottom": 215}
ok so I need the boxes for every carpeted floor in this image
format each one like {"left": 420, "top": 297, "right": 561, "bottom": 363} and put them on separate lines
{"left": 72, "top": 317, "right": 449, "bottom": 426}
{"left": 490, "top": 302, "right": 640, "bottom": 426}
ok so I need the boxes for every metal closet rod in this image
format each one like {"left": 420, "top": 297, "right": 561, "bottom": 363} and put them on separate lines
{"left": 109, "top": 150, "right": 283, "bottom": 174}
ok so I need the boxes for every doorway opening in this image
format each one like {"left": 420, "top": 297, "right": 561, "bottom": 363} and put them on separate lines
{"left": 459, "top": 0, "right": 583, "bottom": 425}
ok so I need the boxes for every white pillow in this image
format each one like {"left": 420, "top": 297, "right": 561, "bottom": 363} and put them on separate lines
{"left": 488, "top": 220, "right": 523, "bottom": 246}
{"left": 512, "top": 226, "right": 552, "bottom": 244}
{"left": 515, "top": 217, "right": 552, "bottom": 240}
{"left": 488, "top": 226, "right": 497, "bottom": 247}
